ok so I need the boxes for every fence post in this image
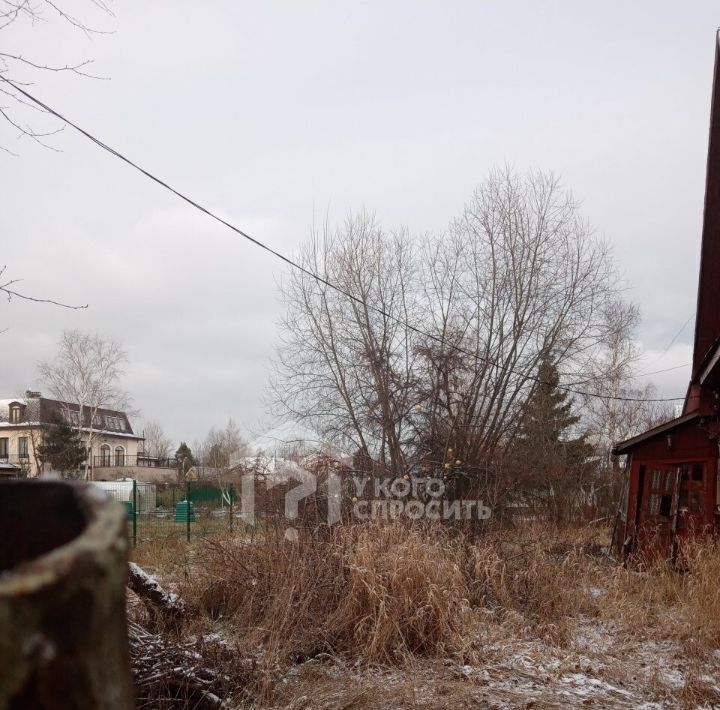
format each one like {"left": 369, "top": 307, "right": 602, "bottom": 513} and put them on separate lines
{"left": 229, "top": 490, "right": 234, "bottom": 534}
{"left": 186, "top": 481, "right": 191, "bottom": 543}
{"left": 132, "top": 478, "right": 137, "bottom": 548}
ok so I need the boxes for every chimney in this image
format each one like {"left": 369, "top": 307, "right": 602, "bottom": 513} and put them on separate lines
{"left": 25, "top": 390, "right": 41, "bottom": 399}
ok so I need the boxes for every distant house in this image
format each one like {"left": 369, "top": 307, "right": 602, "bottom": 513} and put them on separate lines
{"left": 0, "top": 391, "right": 143, "bottom": 478}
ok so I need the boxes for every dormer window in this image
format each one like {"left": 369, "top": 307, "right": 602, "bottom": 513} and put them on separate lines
{"left": 9, "top": 404, "right": 23, "bottom": 423}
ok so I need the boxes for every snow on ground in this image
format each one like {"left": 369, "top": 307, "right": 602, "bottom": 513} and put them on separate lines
{"left": 267, "top": 617, "right": 720, "bottom": 708}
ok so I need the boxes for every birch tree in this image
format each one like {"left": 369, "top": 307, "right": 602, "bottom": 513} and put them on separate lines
{"left": 38, "top": 329, "right": 130, "bottom": 480}
{"left": 582, "top": 301, "right": 674, "bottom": 513}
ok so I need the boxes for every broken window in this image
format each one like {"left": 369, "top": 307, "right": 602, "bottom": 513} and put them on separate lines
{"left": 651, "top": 469, "right": 662, "bottom": 489}
{"left": 664, "top": 471, "right": 674, "bottom": 492}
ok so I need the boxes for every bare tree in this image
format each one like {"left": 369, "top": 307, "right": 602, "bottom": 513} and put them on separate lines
{"left": 582, "top": 301, "right": 674, "bottom": 514}
{"left": 0, "top": 264, "right": 87, "bottom": 313}
{"left": 141, "top": 420, "right": 172, "bottom": 460}
{"left": 0, "top": 0, "right": 113, "bottom": 153}
{"left": 200, "top": 418, "right": 246, "bottom": 470}
{"left": 197, "top": 418, "right": 247, "bottom": 509}
{"left": 38, "top": 329, "right": 130, "bottom": 480}
{"left": 415, "top": 169, "right": 617, "bottom": 476}
{"left": 271, "top": 211, "right": 420, "bottom": 477}
{"left": 273, "top": 168, "right": 629, "bottom": 506}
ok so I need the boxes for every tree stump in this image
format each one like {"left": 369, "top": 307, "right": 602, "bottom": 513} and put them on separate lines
{"left": 0, "top": 481, "right": 133, "bottom": 709}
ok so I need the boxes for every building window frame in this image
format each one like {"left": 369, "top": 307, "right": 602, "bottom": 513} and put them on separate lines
{"left": 99, "top": 444, "right": 111, "bottom": 467}
{"left": 114, "top": 445, "right": 126, "bottom": 467}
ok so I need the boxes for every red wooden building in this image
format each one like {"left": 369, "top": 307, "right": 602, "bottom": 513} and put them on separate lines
{"left": 613, "top": 34, "right": 720, "bottom": 559}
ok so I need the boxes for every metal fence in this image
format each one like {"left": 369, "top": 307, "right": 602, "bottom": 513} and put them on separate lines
{"left": 95, "top": 480, "right": 238, "bottom": 546}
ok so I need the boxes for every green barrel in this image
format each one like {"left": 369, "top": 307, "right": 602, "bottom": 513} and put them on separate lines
{"left": 123, "top": 501, "right": 134, "bottom": 520}
{"left": 174, "top": 500, "right": 196, "bottom": 523}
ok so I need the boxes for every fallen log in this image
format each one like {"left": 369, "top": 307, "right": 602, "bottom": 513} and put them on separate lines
{"left": 127, "top": 561, "right": 192, "bottom": 622}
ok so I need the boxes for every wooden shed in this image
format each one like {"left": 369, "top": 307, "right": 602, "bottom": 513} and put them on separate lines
{"left": 613, "top": 34, "right": 720, "bottom": 560}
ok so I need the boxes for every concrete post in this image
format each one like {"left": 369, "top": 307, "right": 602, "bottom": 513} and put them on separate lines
{"left": 0, "top": 481, "right": 133, "bottom": 709}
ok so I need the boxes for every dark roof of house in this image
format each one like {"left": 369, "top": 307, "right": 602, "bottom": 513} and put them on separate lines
{"left": 0, "top": 395, "right": 140, "bottom": 438}
{"left": 612, "top": 413, "right": 700, "bottom": 455}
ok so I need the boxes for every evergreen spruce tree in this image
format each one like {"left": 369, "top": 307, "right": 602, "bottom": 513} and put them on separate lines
{"left": 175, "top": 442, "right": 196, "bottom": 466}
{"left": 37, "top": 414, "right": 87, "bottom": 478}
{"left": 513, "top": 354, "right": 592, "bottom": 520}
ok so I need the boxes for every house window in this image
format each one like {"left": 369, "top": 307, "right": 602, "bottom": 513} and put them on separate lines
{"left": 99, "top": 444, "right": 111, "bottom": 467}
{"left": 679, "top": 489, "right": 703, "bottom": 513}
{"left": 647, "top": 468, "right": 674, "bottom": 519}
{"left": 114, "top": 446, "right": 125, "bottom": 466}
{"left": 18, "top": 437, "right": 28, "bottom": 459}
{"left": 651, "top": 469, "right": 662, "bottom": 489}
{"left": 664, "top": 471, "right": 674, "bottom": 492}
{"left": 9, "top": 406, "right": 21, "bottom": 423}
{"left": 0, "top": 438, "right": 8, "bottom": 459}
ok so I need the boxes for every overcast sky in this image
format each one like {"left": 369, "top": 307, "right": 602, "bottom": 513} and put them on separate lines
{"left": 1, "top": 1, "right": 718, "bottom": 446}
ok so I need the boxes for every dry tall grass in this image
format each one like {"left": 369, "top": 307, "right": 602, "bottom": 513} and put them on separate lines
{"left": 130, "top": 520, "right": 720, "bottom": 707}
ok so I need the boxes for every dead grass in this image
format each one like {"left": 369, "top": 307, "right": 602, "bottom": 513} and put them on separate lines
{"left": 129, "top": 520, "right": 720, "bottom": 707}
{"left": 130, "top": 534, "right": 191, "bottom": 577}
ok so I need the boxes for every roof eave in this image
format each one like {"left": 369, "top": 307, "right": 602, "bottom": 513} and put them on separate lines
{"left": 612, "top": 413, "right": 701, "bottom": 455}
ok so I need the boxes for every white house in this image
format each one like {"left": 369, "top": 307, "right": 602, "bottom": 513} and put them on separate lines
{"left": 0, "top": 391, "right": 143, "bottom": 478}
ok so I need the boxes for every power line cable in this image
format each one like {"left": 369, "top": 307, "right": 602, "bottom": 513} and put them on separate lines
{"left": 636, "top": 362, "right": 691, "bottom": 378}
{"left": 0, "top": 76, "right": 686, "bottom": 403}
{"left": 641, "top": 314, "right": 694, "bottom": 370}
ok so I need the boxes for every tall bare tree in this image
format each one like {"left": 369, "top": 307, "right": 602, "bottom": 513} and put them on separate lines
{"left": 271, "top": 211, "right": 419, "bottom": 477}
{"left": 38, "top": 329, "right": 130, "bottom": 480}
{"left": 582, "top": 301, "right": 674, "bottom": 514}
{"left": 273, "top": 168, "right": 629, "bottom": 505}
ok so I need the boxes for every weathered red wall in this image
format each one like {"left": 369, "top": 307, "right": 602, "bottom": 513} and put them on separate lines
{"left": 623, "top": 420, "right": 718, "bottom": 546}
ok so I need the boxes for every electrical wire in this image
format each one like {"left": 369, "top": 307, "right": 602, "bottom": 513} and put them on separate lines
{"left": 0, "top": 76, "right": 686, "bottom": 403}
